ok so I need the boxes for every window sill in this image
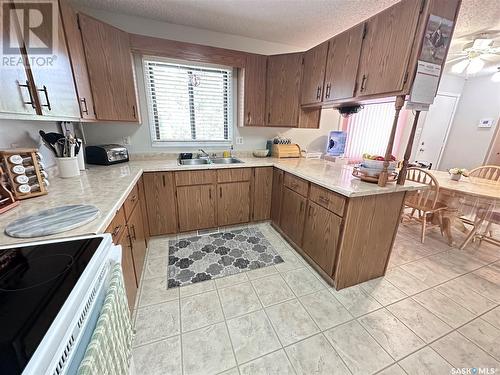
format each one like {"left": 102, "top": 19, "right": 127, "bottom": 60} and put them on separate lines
{"left": 152, "top": 141, "right": 232, "bottom": 148}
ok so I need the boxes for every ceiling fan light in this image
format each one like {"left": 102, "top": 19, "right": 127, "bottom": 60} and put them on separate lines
{"left": 472, "top": 38, "right": 493, "bottom": 49}
{"left": 466, "top": 58, "right": 484, "bottom": 74}
{"left": 452, "top": 59, "right": 469, "bottom": 74}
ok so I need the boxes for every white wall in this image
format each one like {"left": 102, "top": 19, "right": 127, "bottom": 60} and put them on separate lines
{"left": 78, "top": 7, "right": 341, "bottom": 155}
{"left": 439, "top": 75, "right": 500, "bottom": 170}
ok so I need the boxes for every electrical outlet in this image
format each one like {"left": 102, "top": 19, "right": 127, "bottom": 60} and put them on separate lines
{"left": 236, "top": 137, "right": 243, "bottom": 145}
{"left": 122, "top": 136, "right": 131, "bottom": 145}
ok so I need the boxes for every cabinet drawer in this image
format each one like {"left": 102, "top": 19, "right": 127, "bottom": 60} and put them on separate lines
{"left": 106, "top": 206, "right": 127, "bottom": 243}
{"left": 217, "top": 168, "right": 252, "bottom": 183}
{"left": 283, "top": 173, "right": 309, "bottom": 197}
{"left": 309, "top": 184, "right": 346, "bottom": 217}
{"left": 123, "top": 183, "right": 139, "bottom": 220}
{"left": 175, "top": 170, "right": 216, "bottom": 186}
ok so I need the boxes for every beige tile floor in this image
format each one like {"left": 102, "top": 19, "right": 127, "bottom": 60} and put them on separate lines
{"left": 131, "top": 222, "right": 500, "bottom": 375}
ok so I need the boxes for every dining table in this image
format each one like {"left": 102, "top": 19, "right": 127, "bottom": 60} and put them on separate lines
{"left": 431, "top": 170, "right": 500, "bottom": 247}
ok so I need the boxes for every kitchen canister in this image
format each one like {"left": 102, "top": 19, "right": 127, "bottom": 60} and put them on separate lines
{"left": 56, "top": 157, "right": 80, "bottom": 178}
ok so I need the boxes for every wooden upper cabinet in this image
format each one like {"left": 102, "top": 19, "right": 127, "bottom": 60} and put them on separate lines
{"left": 265, "top": 53, "right": 303, "bottom": 127}
{"left": 300, "top": 42, "right": 328, "bottom": 106}
{"left": 0, "top": 2, "right": 37, "bottom": 116}
{"left": 324, "top": 24, "right": 364, "bottom": 101}
{"left": 356, "top": 0, "right": 422, "bottom": 97}
{"left": 218, "top": 182, "right": 251, "bottom": 226}
{"left": 59, "top": 0, "right": 96, "bottom": 120}
{"left": 143, "top": 172, "right": 178, "bottom": 236}
{"left": 12, "top": 1, "right": 80, "bottom": 118}
{"left": 243, "top": 54, "right": 267, "bottom": 126}
{"left": 252, "top": 167, "right": 273, "bottom": 221}
{"left": 78, "top": 13, "right": 138, "bottom": 122}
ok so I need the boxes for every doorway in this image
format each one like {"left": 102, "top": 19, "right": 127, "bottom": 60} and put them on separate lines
{"left": 413, "top": 93, "right": 460, "bottom": 169}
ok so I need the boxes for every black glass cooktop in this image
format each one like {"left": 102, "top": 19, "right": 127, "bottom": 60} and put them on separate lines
{"left": 0, "top": 237, "right": 102, "bottom": 375}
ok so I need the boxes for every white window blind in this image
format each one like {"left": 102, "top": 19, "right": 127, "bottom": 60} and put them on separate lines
{"left": 344, "top": 102, "right": 397, "bottom": 160}
{"left": 143, "top": 58, "right": 233, "bottom": 144}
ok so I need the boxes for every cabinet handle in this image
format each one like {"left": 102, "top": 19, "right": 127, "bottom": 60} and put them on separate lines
{"left": 132, "top": 105, "right": 136, "bottom": 118}
{"left": 209, "top": 187, "right": 212, "bottom": 200}
{"left": 300, "top": 201, "right": 304, "bottom": 212}
{"left": 308, "top": 205, "right": 312, "bottom": 217}
{"left": 220, "top": 187, "right": 222, "bottom": 198}
{"left": 80, "top": 97, "right": 89, "bottom": 115}
{"left": 38, "top": 85, "right": 51, "bottom": 110}
{"left": 316, "top": 86, "right": 321, "bottom": 100}
{"left": 267, "top": 112, "right": 271, "bottom": 123}
{"left": 247, "top": 111, "right": 251, "bottom": 124}
{"left": 111, "top": 224, "right": 122, "bottom": 237}
{"left": 19, "top": 81, "right": 36, "bottom": 108}
{"left": 325, "top": 83, "right": 331, "bottom": 99}
{"left": 360, "top": 74, "right": 367, "bottom": 92}
{"left": 130, "top": 224, "right": 137, "bottom": 240}
{"left": 162, "top": 174, "right": 166, "bottom": 187}
{"left": 319, "top": 195, "right": 330, "bottom": 204}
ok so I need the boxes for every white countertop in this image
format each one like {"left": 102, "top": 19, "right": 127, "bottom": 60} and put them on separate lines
{"left": 0, "top": 157, "right": 424, "bottom": 246}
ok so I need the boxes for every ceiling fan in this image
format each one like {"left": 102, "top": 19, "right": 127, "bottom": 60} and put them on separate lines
{"left": 447, "top": 35, "right": 500, "bottom": 74}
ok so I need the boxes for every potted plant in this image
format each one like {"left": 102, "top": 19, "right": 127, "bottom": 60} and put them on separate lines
{"left": 448, "top": 168, "right": 469, "bottom": 181}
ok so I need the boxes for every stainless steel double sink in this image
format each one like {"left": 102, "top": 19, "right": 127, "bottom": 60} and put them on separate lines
{"left": 178, "top": 157, "right": 243, "bottom": 166}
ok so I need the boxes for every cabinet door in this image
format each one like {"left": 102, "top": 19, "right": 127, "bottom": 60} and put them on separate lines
{"left": 271, "top": 168, "right": 283, "bottom": 226}
{"left": 253, "top": 167, "right": 273, "bottom": 221}
{"left": 117, "top": 230, "right": 137, "bottom": 311}
{"left": 324, "top": 24, "right": 364, "bottom": 101}
{"left": 177, "top": 184, "right": 216, "bottom": 231}
{"left": 59, "top": 0, "right": 96, "bottom": 120}
{"left": 143, "top": 172, "right": 178, "bottom": 236}
{"left": 137, "top": 176, "right": 150, "bottom": 245}
{"left": 302, "top": 202, "right": 341, "bottom": 275}
{"left": 0, "top": 2, "right": 38, "bottom": 116}
{"left": 128, "top": 204, "right": 147, "bottom": 284}
{"left": 300, "top": 42, "right": 328, "bottom": 105}
{"left": 14, "top": 1, "right": 80, "bottom": 118}
{"left": 265, "top": 53, "right": 303, "bottom": 127}
{"left": 218, "top": 182, "right": 251, "bottom": 226}
{"left": 356, "top": 0, "right": 421, "bottom": 97}
{"left": 279, "top": 187, "right": 307, "bottom": 246}
{"left": 243, "top": 54, "right": 267, "bottom": 126}
{"left": 78, "top": 13, "right": 138, "bottom": 121}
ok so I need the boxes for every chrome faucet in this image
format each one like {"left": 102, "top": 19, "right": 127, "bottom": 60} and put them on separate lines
{"left": 198, "top": 149, "right": 210, "bottom": 159}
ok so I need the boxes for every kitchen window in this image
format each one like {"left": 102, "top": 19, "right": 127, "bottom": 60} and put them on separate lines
{"left": 143, "top": 57, "right": 233, "bottom": 146}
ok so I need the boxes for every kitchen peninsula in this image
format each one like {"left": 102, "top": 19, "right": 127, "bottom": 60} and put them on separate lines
{"left": 0, "top": 157, "right": 424, "bottom": 295}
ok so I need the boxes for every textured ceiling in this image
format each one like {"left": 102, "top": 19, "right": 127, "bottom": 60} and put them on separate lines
{"left": 74, "top": 0, "right": 500, "bottom": 72}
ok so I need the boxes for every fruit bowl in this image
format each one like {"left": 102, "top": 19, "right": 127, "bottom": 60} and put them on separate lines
{"left": 252, "top": 149, "right": 269, "bottom": 158}
{"left": 361, "top": 158, "right": 397, "bottom": 170}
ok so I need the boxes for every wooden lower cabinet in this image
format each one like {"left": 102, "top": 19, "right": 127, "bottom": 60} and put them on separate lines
{"left": 271, "top": 168, "right": 284, "bottom": 226}
{"left": 252, "top": 167, "right": 273, "bottom": 221}
{"left": 143, "top": 172, "right": 178, "bottom": 235}
{"left": 117, "top": 230, "right": 137, "bottom": 310}
{"left": 177, "top": 184, "right": 216, "bottom": 231}
{"left": 128, "top": 204, "right": 147, "bottom": 283}
{"left": 280, "top": 187, "right": 307, "bottom": 245}
{"left": 302, "top": 202, "right": 341, "bottom": 275}
{"left": 218, "top": 181, "right": 251, "bottom": 226}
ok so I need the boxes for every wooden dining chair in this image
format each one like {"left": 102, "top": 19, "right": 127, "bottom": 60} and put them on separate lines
{"left": 468, "top": 165, "right": 500, "bottom": 182}
{"left": 460, "top": 207, "right": 500, "bottom": 249}
{"left": 403, "top": 167, "right": 448, "bottom": 243}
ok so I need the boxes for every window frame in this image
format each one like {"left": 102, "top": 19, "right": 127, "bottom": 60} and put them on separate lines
{"left": 142, "top": 55, "right": 235, "bottom": 148}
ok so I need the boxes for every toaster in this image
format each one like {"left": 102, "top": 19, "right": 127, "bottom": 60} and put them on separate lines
{"left": 85, "top": 144, "right": 129, "bottom": 165}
